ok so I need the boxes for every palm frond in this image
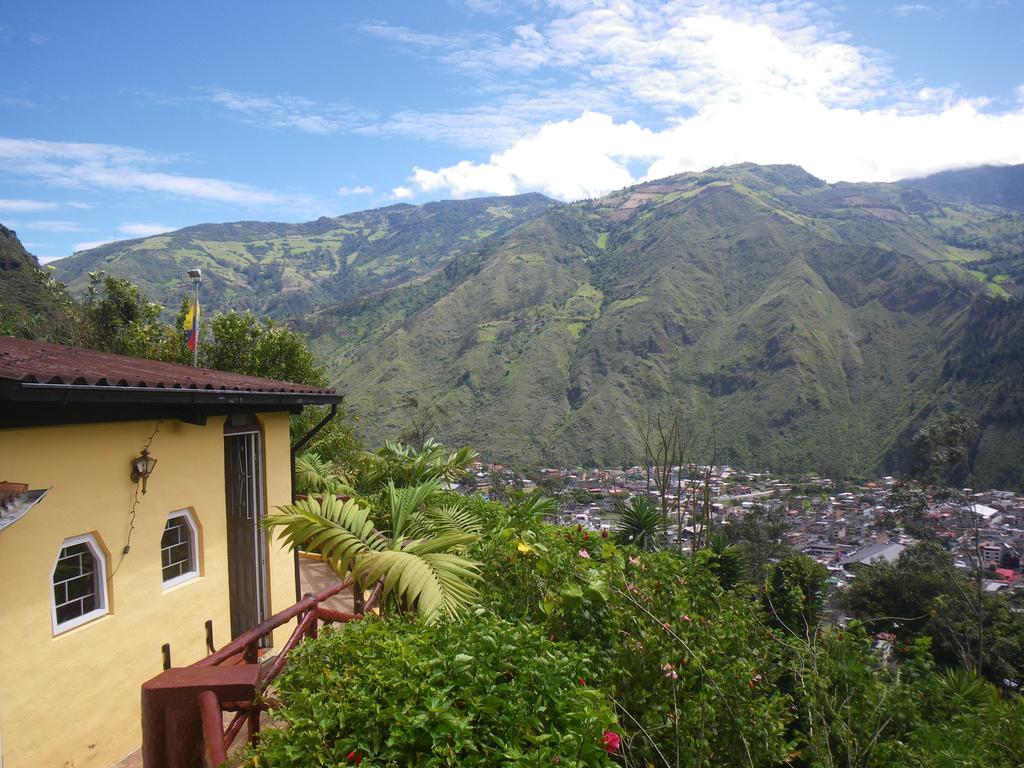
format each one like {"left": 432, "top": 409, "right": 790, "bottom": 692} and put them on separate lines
{"left": 514, "top": 494, "right": 556, "bottom": 520}
{"left": 267, "top": 494, "right": 377, "bottom": 575}
{"left": 295, "top": 452, "right": 353, "bottom": 496}
{"left": 405, "top": 502, "right": 483, "bottom": 539}
{"left": 356, "top": 548, "right": 480, "bottom": 623}
{"left": 385, "top": 479, "right": 442, "bottom": 538}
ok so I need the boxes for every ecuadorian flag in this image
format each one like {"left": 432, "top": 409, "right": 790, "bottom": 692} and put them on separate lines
{"left": 183, "top": 297, "right": 200, "bottom": 352}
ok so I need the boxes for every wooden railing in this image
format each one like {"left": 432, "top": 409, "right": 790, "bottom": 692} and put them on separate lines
{"left": 142, "top": 576, "right": 380, "bottom": 768}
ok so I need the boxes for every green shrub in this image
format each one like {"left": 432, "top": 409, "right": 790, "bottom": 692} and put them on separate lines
{"left": 251, "top": 614, "right": 619, "bottom": 767}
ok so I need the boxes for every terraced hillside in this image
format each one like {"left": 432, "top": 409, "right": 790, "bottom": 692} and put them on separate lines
{"left": 311, "top": 164, "right": 1024, "bottom": 487}
{"left": 52, "top": 193, "right": 557, "bottom": 317}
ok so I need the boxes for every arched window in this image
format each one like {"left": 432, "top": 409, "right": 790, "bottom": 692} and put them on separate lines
{"left": 52, "top": 534, "right": 108, "bottom": 634}
{"left": 161, "top": 509, "right": 200, "bottom": 588}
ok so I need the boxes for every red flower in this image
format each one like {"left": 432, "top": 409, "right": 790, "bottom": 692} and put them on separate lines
{"left": 578, "top": 677, "right": 587, "bottom": 686}
{"left": 601, "top": 529, "right": 608, "bottom": 539}
{"left": 600, "top": 731, "right": 621, "bottom": 753}
{"left": 346, "top": 752, "right": 362, "bottom": 764}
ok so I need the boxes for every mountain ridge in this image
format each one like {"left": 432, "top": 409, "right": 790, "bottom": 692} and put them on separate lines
{"left": 313, "top": 164, "right": 1024, "bottom": 487}
{"left": 12, "top": 163, "right": 1024, "bottom": 486}
{"left": 51, "top": 192, "right": 558, "bottom": 318}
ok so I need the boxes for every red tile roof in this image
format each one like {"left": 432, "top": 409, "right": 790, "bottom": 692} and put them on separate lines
{"left": 0, "top": 336, "right": 338, "bottom": 400}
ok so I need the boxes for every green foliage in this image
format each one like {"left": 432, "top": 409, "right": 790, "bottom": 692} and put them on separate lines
{"left": 269, "top": 484, "right": 482, "bottom": 624}
{"left": 722, "top": 503, "right": 791, "bottom": 580}
{"left": 197, "top": 310, "right": 325, "bottom": 385}
{"left": 844, "top": 542, "right": 1024, "bottom": 685}
{"left": 0, "top": 225, "right": 79, "bottom": 342}
{"left": 294, "top": 452, "right": 352, "bottom": 497}
{"left": 254, "top": 475, "right": 1024, "bottom": 768}
{"left": 250, "top": 614, "right": 618, "bottom": 767}
{"left": 706, "top": 533, "right": 748, "bottom": 590}
{"left": 349, "top": 439, "right": 478, "bottom": 494}
{"left": 762, "top": 555, "right": 829, "bottom": 639}
{"left": 290, "top": 404, "right": 363, "bottom": 467}
{"left": 612, "top": 495, "right": 666, "bottom": 551}
{"left": 912, "top": 411, "right": 980, "bottom": 486}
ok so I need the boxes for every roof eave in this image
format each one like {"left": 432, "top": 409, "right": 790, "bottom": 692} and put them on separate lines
{"left": 5, "top": 381, "right": 342, "bottom": 407}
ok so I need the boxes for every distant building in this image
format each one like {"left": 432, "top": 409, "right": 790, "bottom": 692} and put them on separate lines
{"left": 840, "top": 542, "right": 905, "bottom": 568}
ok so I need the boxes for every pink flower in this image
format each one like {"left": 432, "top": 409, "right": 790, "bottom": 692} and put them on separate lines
{"left": 662, "top": 663, "right": 678, "bottom": 680}
{"left": 628, "top": 556, "right": 640, "bottom": 565}
{"left": 661, "top": 622, "right": 671, "bottom": 631}
{"left": 600, "top": 731, "right": 621, "bottom": 753}
{"left": 578, "top": 549, "right": 590, "bottom": 559}
{"left": 681, "top": 614, "right": 692, "bottom": 622}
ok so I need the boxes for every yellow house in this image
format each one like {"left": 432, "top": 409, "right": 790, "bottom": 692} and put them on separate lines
{"left": 0, "top": 336, "right": 341, "bottom": 768}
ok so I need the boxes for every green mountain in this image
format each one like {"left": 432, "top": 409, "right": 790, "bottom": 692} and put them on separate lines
{"left": 309, "top": 164, "right": 1024, "bottom": 487}
{"left": 51, "top": 193, "right": 557, "bottom": 317}
{"left": 0, "top": 224, "right": 72, "bottom": 340}
{"left": 903, "top": 164, "right": 1024, "bottom": 211}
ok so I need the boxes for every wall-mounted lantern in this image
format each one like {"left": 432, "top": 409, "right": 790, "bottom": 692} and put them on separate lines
{"left": 130, "top": 448, "right": 158, "bottom": 494}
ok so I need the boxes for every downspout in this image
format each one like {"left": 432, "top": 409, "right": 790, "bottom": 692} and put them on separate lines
{"left": 289, "top": 403, "right": 338, "bottom": 601}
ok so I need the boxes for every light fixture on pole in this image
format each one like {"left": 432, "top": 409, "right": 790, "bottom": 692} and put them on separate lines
{"left": 186, "top": 268, "right": 202, "bottom": 367}
{"left": 130, "top": 448, "right": 157, "bottom": 494}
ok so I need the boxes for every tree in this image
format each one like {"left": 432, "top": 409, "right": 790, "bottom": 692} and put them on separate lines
{"left": 80, "top": 273, "right": 185, "bottom": 361}
{"left": 612, "top": 495, "right": 666, "bottom": 551}
{"left": 762, "top": 555, "right": 828, "bottom": 639}
{"left": 843, "top": 542, "right": 1024, "bottom": 684}
{"left": 267, "top": 480, "right": 482, "bottom": 623}
{"left": 200, "top": 311, "right": 325, "bottom": 386}
{"left": 722, "top": 503, "right": 790, "bottom": 580}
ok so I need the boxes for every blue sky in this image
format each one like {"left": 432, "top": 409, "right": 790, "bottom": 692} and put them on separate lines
{"left": 1, "top": 0, "right": 1022, "bottom": 262}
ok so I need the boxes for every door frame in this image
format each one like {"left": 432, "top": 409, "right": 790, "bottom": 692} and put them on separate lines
{"left": 224, "top": 422, "right": 270, "bottom": 642}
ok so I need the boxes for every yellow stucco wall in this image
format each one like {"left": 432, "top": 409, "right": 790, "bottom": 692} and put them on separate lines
{"left": 0, "top": 412, "right": 297, "bottom": 768}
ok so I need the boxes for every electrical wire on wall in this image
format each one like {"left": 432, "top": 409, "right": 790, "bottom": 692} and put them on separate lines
{"left": 111, "top": 419, "right": 162, "bottom": 578}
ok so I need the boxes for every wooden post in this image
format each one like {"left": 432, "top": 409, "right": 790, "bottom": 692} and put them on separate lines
{"left": 141, "top": 666, "right": 259, "bottom": 768}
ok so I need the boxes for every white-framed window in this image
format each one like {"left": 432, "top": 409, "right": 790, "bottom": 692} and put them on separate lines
{"left": 51, "top": 533, "right": 108, "bottom": 634}
{"left": 161, "top": 509, "right": 200, "bottom": 589}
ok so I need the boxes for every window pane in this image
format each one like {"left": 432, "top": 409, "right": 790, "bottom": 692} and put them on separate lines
{"left": 53, "top": 541, "right": 99, "bottom": 625}
{"left": 161, "top": 516, "right": 195, "bottom": 583}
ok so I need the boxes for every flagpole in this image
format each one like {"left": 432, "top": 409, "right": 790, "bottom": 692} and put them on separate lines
{"left": 187, "top": 268, "right": 202, "bottom": 367}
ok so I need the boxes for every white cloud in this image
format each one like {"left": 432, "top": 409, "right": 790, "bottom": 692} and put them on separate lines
{"left": 337, "top": 185, "right": 374, "bottom": 196}
{"left": 888, "top": 4, "right": 933, "bottom": 16}
{"left": 0, "top": 137, "right": 306, "bottom": 208}
{"left": 207, "top": 88, "right": 373, "bottom": 135}
{"left": 412, "top": 112, "right": 652, "bottom": 199}
{"left": 25, "top": 220, "right": 90, "bottom": 232}
{"left": 357, "top": 20, "right": 459, "bottom": 48}
{"left": 392, "top": 0, "right": 1024, "bottom": 198}
{"left": 0, "top": 198, "right": 58, "bottom": 212}
{"left": 117, "top": 222, "right": 174, "bottom": 238}
{"left": 391, "top": 186, "right": 415, "bottom": 200}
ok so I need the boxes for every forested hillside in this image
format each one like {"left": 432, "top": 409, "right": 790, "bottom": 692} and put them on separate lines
{"left": 312, "top": 164, "right": 1024, "bottom": 487}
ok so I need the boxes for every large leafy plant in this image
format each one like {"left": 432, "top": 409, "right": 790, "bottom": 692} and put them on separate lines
{"left": 268, "top": 479, "right": 481, "bottom": 623}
